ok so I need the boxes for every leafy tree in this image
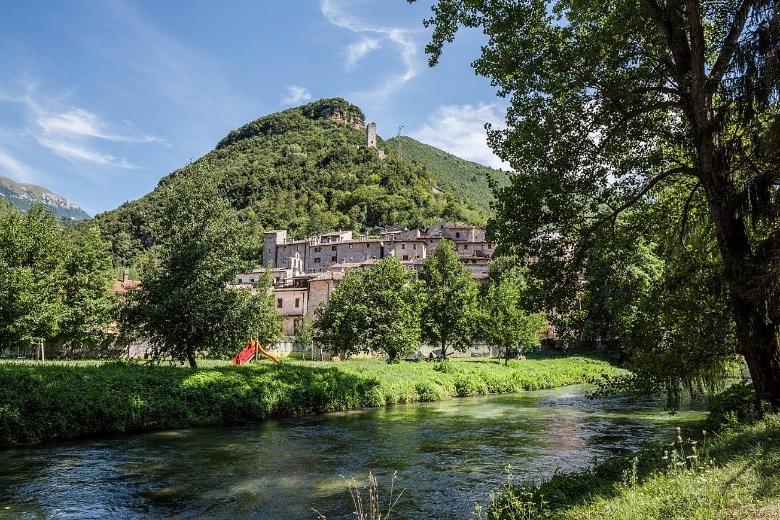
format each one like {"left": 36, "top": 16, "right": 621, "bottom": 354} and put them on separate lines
{"left": 0, "top": 204, "right": 67, "bottom": 351}
{"left": 316, "top": 257, "right": 422, "bottom": 362}
{"left": 416, "top": 1, "right": 780, "bottom": 404}
{"left": 120, "top": 171, "right": 281, "bottom": 369}
{"left": 293, "top": 316, "right": 316, "bottom": 360}
{"left": 59, "top": 226, "right": 116, "bottom": 352}
{"left": 483, "top": 272, "right": 547, "bottom": 365}
{"left": 419, "top": 241, "right": 480, "bottom": 359}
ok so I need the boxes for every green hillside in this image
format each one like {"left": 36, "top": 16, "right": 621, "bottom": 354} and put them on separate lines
{"left": 386, "top": 135, "right": 510, "bottom": 214}
{"left": 0, "top": 174, "right": 89, "bottom": 221}
{"left": 92, "top": 99, "right": 488, "bottom": 268}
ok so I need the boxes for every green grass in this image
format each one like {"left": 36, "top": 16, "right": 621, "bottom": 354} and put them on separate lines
{"left": 487, "top": 413, "right": 780, "bottom": 519}
{"left": 0, "top": 355, "right": 622, "bottom": 446}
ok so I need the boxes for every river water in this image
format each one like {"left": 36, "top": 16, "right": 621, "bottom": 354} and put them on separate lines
{"left": 0, "top": 385, "right": 703, "bottom": 519}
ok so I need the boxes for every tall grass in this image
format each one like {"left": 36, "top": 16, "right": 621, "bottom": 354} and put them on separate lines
{"left": 0, "top": 355, "right": 622, "bottom": 446}
{"left": 486, "top": 413, "right": 780, "bottom": 519}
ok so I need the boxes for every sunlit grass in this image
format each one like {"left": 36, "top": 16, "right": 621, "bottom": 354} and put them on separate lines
{"left": 0, "top": 355, "right": 623, "bottom": 445}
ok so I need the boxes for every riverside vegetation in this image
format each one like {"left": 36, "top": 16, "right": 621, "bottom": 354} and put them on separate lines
{"left": 0, "top": 355, "right": 622, "bottom": 446}
{"left": 483, "top": 384, "right": 780, "bottom": 520}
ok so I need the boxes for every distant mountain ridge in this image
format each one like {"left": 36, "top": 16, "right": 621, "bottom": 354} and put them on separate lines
{"left": 0, "top": 174, "right": 89, "bottom": 220}
{"left": 385, "top": 136, "right": 510, "bottom": 214}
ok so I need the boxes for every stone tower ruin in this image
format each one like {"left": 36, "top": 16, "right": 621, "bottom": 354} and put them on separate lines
{"left": 366, "top": 122, "right": 377, "bottom": 148}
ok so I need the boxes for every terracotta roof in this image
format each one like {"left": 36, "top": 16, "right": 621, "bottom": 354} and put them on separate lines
{"left": 111, "top": 279, "right": 141, "bottom": 293}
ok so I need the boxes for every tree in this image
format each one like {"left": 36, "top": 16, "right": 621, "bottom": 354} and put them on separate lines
{"left": 483, "top": 272, "right": 547, "bottom": 365}
{"left": 293, "top": 316, "right": 316, "bottom": 360}
{"left": 416, "top": 1, "right": 780, "bottom": 404}
{"left": 419, "top": 241, "right": 480, "bottom": 359}
{"left": 120, "top": 171, "right": 281, "bottom": 369}
{"left": 59, "top": 226, "right": 116, "bottom": 352}
{"left": 316, "top": 257, "right": 422, "bottom": 362}
{"left": 0, "top": 204, "right": 67, "bottom": 351}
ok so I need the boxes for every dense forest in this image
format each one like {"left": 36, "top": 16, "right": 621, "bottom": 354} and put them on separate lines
{"left": 89, "top": 98, "right": 487, "bottom": 269}
{"left": 385, "top": 135, "right": 509, "bottom": 215}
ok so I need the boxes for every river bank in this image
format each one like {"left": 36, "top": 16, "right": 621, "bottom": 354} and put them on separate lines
{"left": 0, "top": 355, "right": 623, "bottom": 446}
{"left": 488, "top": 407, "right": 780, "bottom": 519}
{"left": 0, "top": 384, "right": 703, "bottom": 519}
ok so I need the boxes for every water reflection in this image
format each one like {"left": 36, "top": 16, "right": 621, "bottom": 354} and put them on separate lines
{"left": 0, "top": 386, "right": 704, "bottom": 520}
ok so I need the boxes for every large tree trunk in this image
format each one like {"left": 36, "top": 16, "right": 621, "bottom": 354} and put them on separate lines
{"left": 187, "top": 348, "right": 198, "bottom": 370}
{"left": 440, "top": 338, "right": 448, "bottom": 360}
{"left": 703, "top": 163, "right": 780, "bottom": 406}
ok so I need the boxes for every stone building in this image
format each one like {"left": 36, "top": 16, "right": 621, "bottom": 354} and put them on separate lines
{"left": 245, "top": 223, "right": 496, "bottom": 338}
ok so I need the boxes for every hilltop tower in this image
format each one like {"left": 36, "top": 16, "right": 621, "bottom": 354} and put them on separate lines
{"left": 366, "top": 122, "right": 377, "bottom": 148}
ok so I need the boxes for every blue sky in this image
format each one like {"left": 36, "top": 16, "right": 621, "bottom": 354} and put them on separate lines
{"left": 0, "top": 0, "right": 506, "bottom": 215}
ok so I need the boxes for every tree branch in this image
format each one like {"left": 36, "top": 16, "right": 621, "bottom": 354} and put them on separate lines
{"left": 679, "top": 180, "right": 702, "bottom": 245}
{"left": 707, "top": 0, "right": 754, "bottom": 91}
{"left": 583, "top": 166, "right": 696, "bottom": 239}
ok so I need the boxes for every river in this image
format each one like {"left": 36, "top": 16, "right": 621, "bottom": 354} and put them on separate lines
{"left": 0, "top": 385, "right": 704, "bottom": 519}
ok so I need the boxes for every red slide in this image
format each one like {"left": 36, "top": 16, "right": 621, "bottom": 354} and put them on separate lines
{"left": 232, "top": 340, "right": 257, "bottom": 365}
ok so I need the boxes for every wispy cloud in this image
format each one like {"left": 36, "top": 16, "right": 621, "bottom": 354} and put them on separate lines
{"left": 281, "top": 85, "right": 313, "bottom": 106}
{"left": 0, "top": 149, "right": 36, "bottom": 183}
{"left": 37, "top": 108, "right": 163, "bottom": 144}
{"left": 412, "top": 103, "right": 511, "bottom": 171}
{"left": 345, "top": 37, "right": 380, "bottom": 70}
{"left": 320, "top": 0, "right": 421, "bottom": 102}
{"left": 0, "top": 87, "right": 162, "bottom": 171}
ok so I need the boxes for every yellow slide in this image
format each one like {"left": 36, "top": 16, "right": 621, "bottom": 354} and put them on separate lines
{"left": 256, "top": 343, "right": 280, "bottom": 364}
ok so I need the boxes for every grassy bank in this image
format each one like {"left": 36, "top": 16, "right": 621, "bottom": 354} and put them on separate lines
{"left": 0, "top": 355, "right": 622, "bottom": 446}
{"left": 487, "top": 413, "right": 780, "bottom": 519}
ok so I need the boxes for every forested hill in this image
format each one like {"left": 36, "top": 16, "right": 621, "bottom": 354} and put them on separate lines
{"left": 385, "top": 136, "right": 510, "bottom": 214}
{"left": 0, "top": 174, "right": 89, "bottom": 221}
{"left": 92, "top": 98, "right": 489, "bottom": 268}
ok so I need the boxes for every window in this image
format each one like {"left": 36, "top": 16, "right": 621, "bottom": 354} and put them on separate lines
{"left": 401, "top": 243, "right": 406, "bottom": 250}
{"left": 314, "top": 246, "right": 321, "bottom": 253}
{"left": 332, "top": 256, "right": 337, "bottom": 262}
{"left": 314, "top": 257, "right": 321, "bottom": 264}
{"left": 366, "top": 243, "right": 370, "bottom": 248}
{"left": 412, "top": 244, "right": 416, "bottom": 250}
{"left": 250, "top": 278, "right": 255, "bottom": 283}
{"left": 402, "top": 255, "right": 409, "bottom": 261}
{"left": 276, "top": 298, "right": 283, "bottom": 308}
{"left": 332, "top": 245, "right": 337, "bottom": 251}
{"left": 295, "top": 298, "right": 300, "bottom": 308}
{"left": 455, "top": 232, "right": 461, "bottom": 239}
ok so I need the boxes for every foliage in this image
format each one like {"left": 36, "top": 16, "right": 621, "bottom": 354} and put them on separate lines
{"left": 386, "top": 135, "right": 508, "bottom": 220}
{"left": 420, "top": 240, "right": 480, "bottom": 358}
{"left": 119, "top": 170, "right": 281, "bottom": 369}
{"left": 316, "top": 257, "right": 422, "bottom": 362}
{"left": 0, "top": 355, "right": 623, "bottom": 445}
{"left": 59, "top": 226, "right": 116, "bottom": 351}
{"left": 416, "top": 0, "right": 780, "bottom": 404}
{"left": 88, "top": 98, "right": 482, "bottom": 270}
{"left": 293, "top": 316, "right": 316, "bottom": 359}
{"left": 487, "top": 413, "right": 780, "bottom": 519}
{"left": 483, "top": 270, "right": 547, "bottom": 365}
{"left": 0, "top": 204, "right": 67, "bottom": 349}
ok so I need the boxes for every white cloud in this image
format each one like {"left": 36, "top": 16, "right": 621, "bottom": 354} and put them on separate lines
{"left": 281, "top": 85, "right": 313, "bottom": 106}
{"left": 0, "top": 88, "right": 162, "bottom": 171}
{"left": 0, "top": 149, "right": 36, "bottom": 183}
{"left": 37, "top": 108, "right": 163, "bottom": 144}
{"left": 345, "top": 37, "right": 380, "bottom": 70}
{"left": 35, "top": 137, "right": 137, "bottom": 169}
{"left": 320, "top": 0, "right": 422, "bottom": 102}
{"left": 412, "top": 103, "right": 511, "bottom": 171}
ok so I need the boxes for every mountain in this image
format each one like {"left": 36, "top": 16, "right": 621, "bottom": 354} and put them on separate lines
{"left": 385, "top": 136, "right": 510, "bottom": 214}
{"left": 0, "top": 174, "right": 89, "bottom": 221}
{"left": 92, "top": 98, "right": 490, "bottom": 268}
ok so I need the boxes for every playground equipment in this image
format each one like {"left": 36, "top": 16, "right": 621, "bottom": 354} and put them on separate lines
{"left": 232, "top": 340, "right": 280, "bottom": 365}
